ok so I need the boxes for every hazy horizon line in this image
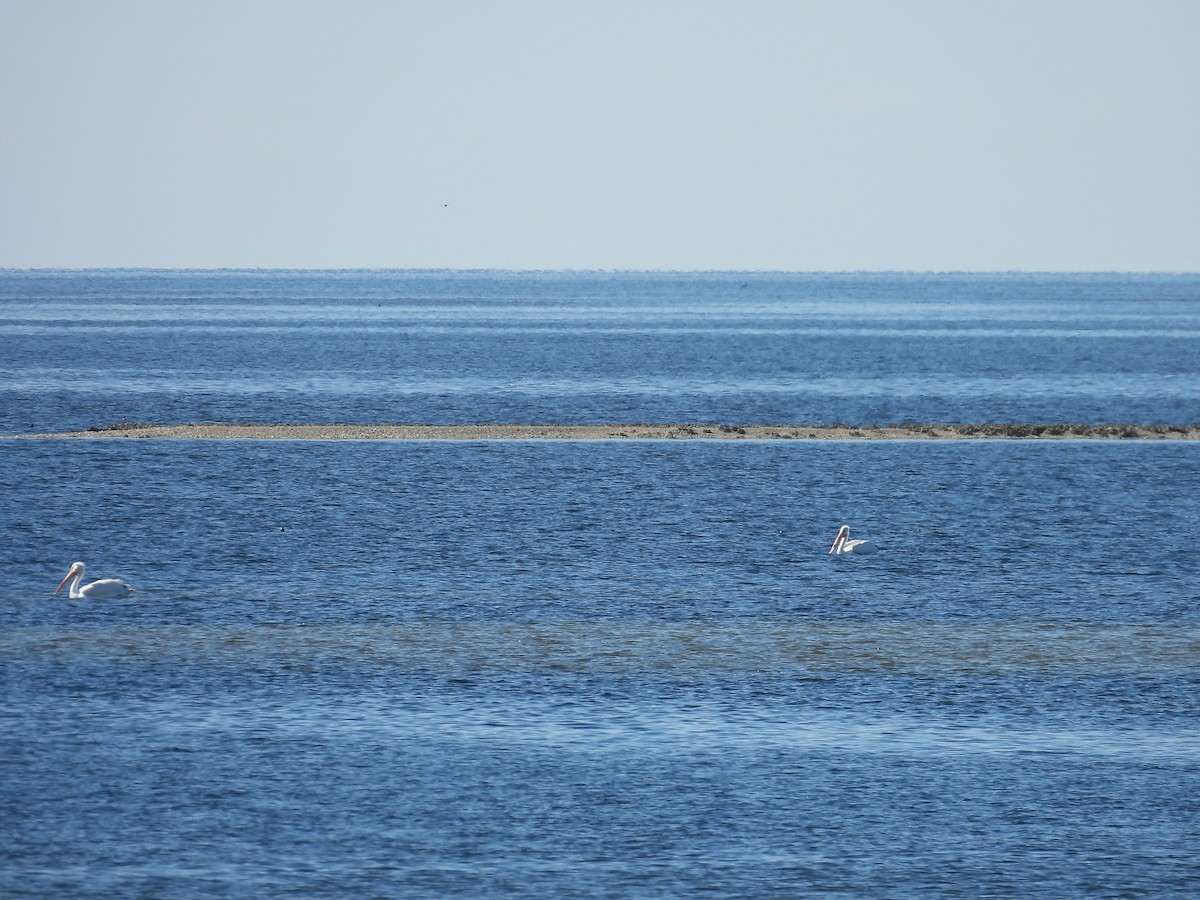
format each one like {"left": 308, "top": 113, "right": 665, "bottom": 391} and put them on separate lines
{"left": 3, "top": 267, "right": 1199, "bottom": 277}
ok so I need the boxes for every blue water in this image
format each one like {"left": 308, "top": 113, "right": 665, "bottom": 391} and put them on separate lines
{"left": 2, "top": 269, "right": 1199, "bottom": 432}
{"left": 2, "top": 271, "right": 1200, "bottom": 897}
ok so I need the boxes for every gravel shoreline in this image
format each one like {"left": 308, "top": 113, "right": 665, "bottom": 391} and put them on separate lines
{"left": 11, "top": 423, "right": 1200, "bottom": 440}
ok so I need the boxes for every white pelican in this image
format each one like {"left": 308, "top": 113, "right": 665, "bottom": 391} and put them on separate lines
{"left": 54, "top": 562, "right": 134, "bottom": 599}
{"left": 828, "top": 525, "right": 878, "bottom": 558}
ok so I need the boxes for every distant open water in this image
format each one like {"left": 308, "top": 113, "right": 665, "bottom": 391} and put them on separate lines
{"left": 2, "top": 270, "right": 1199, "bottom": 897}
{"left": 3, "top": 269, "right": 1199, "bottom": 432}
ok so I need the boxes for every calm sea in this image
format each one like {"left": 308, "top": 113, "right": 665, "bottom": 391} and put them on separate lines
{"left": 2, "top": 269, "right": 1200, "bottom": 432}
{"left": 2, "top": 270, "right": 1199, "bottom": 897}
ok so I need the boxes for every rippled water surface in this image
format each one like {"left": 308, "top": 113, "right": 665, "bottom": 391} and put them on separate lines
{"left": 2, "top": 270, "right": 1200, "bottom": 897}
{"left": 2, "top": 269, "right": 1199, "bottom": 431}
{"left": 3, "top": 438, "right": 1200, "bottom": 897}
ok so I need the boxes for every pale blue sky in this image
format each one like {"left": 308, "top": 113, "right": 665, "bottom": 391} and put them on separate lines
{"left": 2, "top": 0, "right": 1197, "bottom": 270}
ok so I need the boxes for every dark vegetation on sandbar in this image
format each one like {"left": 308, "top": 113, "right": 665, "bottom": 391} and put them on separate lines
{"left": 17, "top": 420, "right": 1192, "bottom": 441}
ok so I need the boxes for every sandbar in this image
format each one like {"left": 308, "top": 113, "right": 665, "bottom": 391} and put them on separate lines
{"left": 10, "top": 423, "right": 1200, "bottom": 440}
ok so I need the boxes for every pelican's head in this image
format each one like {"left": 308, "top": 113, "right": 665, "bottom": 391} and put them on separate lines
{"left": 54, "top": 561, "right": 85, "bottom": 595}
{"left": 828, "top": 525, "right": 850, "bottom": 554}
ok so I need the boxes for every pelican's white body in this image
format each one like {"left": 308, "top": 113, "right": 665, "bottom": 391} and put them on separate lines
{"left": 54, "top": 562, "right": 134, "bottom": 599}
{"left": 828, "top": 525, "right": 878, "bottom": 558}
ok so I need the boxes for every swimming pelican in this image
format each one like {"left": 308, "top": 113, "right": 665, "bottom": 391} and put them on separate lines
{"left": 54, "top": 562, "right": 134, "bottom": 599}
{"left": 828, "top": 525, "right": 878, "bottom": 558}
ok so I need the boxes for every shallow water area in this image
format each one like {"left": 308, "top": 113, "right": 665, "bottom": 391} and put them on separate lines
{"left": 3, "top": 437, "right": 1200, "bottom": 897}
